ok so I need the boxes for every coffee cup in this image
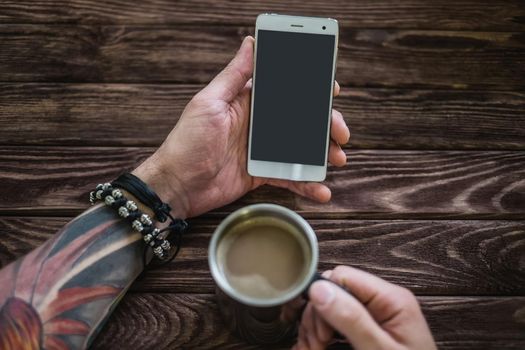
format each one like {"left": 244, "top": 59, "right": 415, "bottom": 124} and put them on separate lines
{"left": 208, "top": 203, "right": 320, "bottom": 344}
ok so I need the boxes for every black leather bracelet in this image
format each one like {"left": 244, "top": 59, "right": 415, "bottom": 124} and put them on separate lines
{"left": 112, "top": 173, "right": 172, "bottom": 222}
{"left": 90, "top": 182, "right": 172, "bottom": 260}
{"left": 90, "top": 179, "right": 188, "bottom": 263}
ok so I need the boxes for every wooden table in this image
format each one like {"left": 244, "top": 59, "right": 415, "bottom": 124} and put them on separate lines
{"left": 1, "top": 1, "right": 524, "bottom": 349}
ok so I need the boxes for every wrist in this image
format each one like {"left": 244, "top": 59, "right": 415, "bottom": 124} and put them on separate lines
{"left": 132, "top": 153, "right": 189, "bottom": 219}
{"left": 119, "top": 189, "right": 155, "bottom": 218}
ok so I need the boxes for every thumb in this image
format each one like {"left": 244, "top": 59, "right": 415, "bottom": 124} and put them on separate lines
{"left": 309, "top": 281, "right": 395, "bottom": 349}
{"left": 198, "top": 36, "right": 254, "bottom": 102}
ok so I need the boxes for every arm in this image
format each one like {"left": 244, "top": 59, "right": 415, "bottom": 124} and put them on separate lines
{"left": 0, "top": 203, "right": 148, "bottom": 349}
{"left": 0, "top": 36, "right": 351, "bottom": 349}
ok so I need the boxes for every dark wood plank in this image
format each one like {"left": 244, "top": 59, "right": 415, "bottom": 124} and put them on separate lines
{"left": 1, "top": 217, "right": 524, "bottom": 295}
{"left": 0, "top": 25, "right": 524, "bottom": 89}
{"left": 337, "top": 89, "right": 525, "bottom": 150}
{"left": 0, "top": 147, "right": 523, "bottom": 217}
{"left": 90, "top": 293, "right": 525, "bottom": 349}
{"left": 1, "top": 84, "right": 525, "bottom": 150}
{"left": 0, "top": 83, "right": 198, "bottom": 147}
{"left": 0, "top": 83, "right": 199, "bottom": 147}
{"left": 0, "top": 217, "right": 57, "bottom": 266}
{"left": 318, "top": 150, "right": 525, "bottom": 216}
{"left": 1, "top": 1, "right": 524, "bottom": 31}
{"left": 137, "top": 219, "right": 525, "bottom": 295}
{"left": 338, "top": 29, "right": 525, "bottom": 90}
{"left": 0, "top": 25, "right": 246, "bottom": 83}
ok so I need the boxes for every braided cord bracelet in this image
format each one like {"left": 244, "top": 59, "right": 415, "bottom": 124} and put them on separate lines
{"left": 90, "top": 182, "right": 182, "bottom": 260}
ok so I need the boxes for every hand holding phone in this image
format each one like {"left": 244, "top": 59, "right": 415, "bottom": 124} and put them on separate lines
{"left": 134, "top": 30, "right": 348, "bottom": 218}
{"left": 248, "top": 14, "right": 340, "bottom": 181}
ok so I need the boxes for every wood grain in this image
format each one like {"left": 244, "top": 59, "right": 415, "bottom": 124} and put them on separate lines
{"left": 336, "top": 89, "right": 525, "bottom": 150}
{"left": 89, "top": 293, "right": 525, "bottom": 349}
{"left": 1, "top": 217, "right": 524, "bottom": 295}
{"left": 1, "top": 0, "right": 524, "bottom": 31}
{"left": 0, "top": 217, "right": 58, "bottom": 266}
{"left": 1, "top": 84, "right": 524, "bottom": 150}
{"left": 0, "top": 26, "right": 524, "bottom": 89}
{"left": 134, "top": 219, "right": 525, "bottom": 295}
{"left": 311, "top": 150, "right": 525, "bottom": 216}
{"left": 0, "top": 1, "right": 523, "bottom": 347}
{"left": 0, "top": 147, "right": 523, "bottom": 216}
{"left": 0, "top": 83, "right": 200, "bottom": 147}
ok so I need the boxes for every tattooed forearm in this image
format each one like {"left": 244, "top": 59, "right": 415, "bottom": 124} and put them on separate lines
{"left": 0, "top": 204, "right": 146, "bottom": 350}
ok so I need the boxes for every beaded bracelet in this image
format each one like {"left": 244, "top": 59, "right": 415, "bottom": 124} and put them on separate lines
{"left": 90, "top": 182, "right": 173, "bottom": 260}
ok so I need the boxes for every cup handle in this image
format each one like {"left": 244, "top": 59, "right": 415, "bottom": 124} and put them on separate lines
{"left": 302, "top": 272, "right": 351, "bottom": 300}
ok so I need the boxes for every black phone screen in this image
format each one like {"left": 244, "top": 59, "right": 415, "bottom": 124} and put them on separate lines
{"left": 250, "top": 29, "right": 336, "bottom": 166}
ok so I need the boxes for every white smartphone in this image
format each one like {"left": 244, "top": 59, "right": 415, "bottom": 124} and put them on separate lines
{"left": 247, "top": 14, "right": 339, "bottom": 182}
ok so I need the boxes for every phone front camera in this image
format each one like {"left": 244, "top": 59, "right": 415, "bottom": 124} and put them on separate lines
{"left": 322, "top": 26, "right": 326, "bottom": 30}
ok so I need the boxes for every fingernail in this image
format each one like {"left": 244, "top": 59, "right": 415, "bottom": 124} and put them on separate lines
{"left": 310, "top": 281, "right": 335, "bottom": 306}
{"left": 322, "top": 270, "right": 333, "bottom": 278}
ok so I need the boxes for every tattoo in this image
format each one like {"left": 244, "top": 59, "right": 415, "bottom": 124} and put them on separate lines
{"left": 0, "top": 204, "right": 145, "bottom": 349}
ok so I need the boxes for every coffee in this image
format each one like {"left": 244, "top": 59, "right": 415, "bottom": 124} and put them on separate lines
{"left": 217, "top": 216, "right": 310, "bottom": 299}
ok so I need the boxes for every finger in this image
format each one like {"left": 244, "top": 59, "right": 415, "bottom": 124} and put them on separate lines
{"left": 330, "top": 109, "right": 350, "bottom": 145}
{"left": 297, "top": 323, "right": 309, "bottom": 350}
{"left": 266, "top": 179, "right": 331, "bottom": 203}
{"left": 334, "top": 81, "right": 340, "bottom": 97}
{"left": 328, "top": 140, "right": 347, "bottom": 167}
{"left": 309, "top": 280, "right": 396, "bottom": 349}
{"left": 198, "top": 36, "right": 254, "bottom": 102}
{"left": 313, "top": 307, "right": 334, "bottom": 344}
{"left": 301, "top": 304, "right": 318, "bottom": 350}
{"left": 244, "top": 78, "right": 253, "bottom": 90}
{"left": 329, "top": 265, "right": 420, "bottom": 324}
{"left": 306, "top": 304, "right": 328, "bottom": 350}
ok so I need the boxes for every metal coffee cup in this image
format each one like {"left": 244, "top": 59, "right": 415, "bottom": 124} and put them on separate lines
{"left": 208, "top": 203, "right": 319, "bottom": 344}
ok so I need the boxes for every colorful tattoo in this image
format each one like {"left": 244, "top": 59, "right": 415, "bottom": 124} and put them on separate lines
{"left": 0, "top": 204, "right": 145, "bottom": 349}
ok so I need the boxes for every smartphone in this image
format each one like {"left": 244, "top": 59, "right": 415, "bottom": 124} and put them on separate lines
{"left": 247, "top": 14, "right": 339, "bottom": 182}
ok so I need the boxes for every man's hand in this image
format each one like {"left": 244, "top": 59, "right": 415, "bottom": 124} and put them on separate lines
{"left": 133, "top": 36, "right": 350, "bottom": 218}
{"left": 294, "top": 266, "right": 437, "bottom": 350}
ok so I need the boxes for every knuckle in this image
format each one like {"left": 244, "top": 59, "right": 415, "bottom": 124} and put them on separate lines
{"left": 332, "top": 265, "right": 347, "bottom": 275}
{"left": 398, "top": 286, "right": 416, "bottom": 302}
{"left": 394, "top": 286, "right": 418, "bottom": 310}
{"left": 336, "top": 301, "right": 362, "bottom": 326}
{"left": 331, "top": 265, "right": 349, "bottom": 281}
{"left": 339, "top": 308, "right": 376, "bottom": 339}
